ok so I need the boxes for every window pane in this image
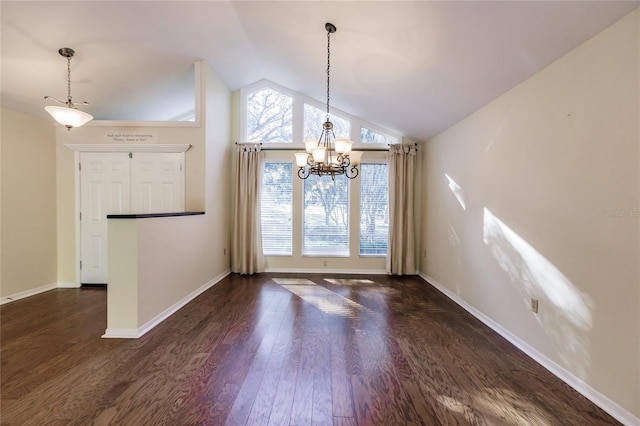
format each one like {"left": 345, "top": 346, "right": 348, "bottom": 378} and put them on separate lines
{"left": 261, "top": 163, "right": 293, "bottom": 255}
{"left": 247, "top": 88, "right": 293, "bottom": 142}
{"left": 360, "top": 164, "right": 388, "bottom": 255}
{"left": 360, "top": 127, "right": 397, "bottom": 144}
{"left": 303, "top": 174, "right": 349, "bottom": 256}
{"left": 304, "top": 104, "right": 350, "bottom": 140}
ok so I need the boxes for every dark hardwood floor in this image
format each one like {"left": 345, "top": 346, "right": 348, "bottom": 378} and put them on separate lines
{"left": 1, "top": 273, "right": 620, "bottom": 425}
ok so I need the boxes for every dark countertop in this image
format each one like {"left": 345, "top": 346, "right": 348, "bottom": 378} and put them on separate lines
{"left": 107, "top": 212, "right": 205, "bottom": 219}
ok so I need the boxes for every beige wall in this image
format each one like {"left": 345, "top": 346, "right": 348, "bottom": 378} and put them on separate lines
{"left": 55, "top": 119, "right": 205, "bottom": 285}
{"left": 421, "top": 10, "right": 639, "bottom": 419}
{"left": 1, "top": 107, "right": 57, "bottom": 297}
{"left": 106, "top": 61, "right": 232, "bottom": 333}
{"left": 204, "top": 62, "right": 232, "bottom": 270}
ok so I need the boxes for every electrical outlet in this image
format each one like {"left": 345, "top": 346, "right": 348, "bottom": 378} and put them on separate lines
{"left": 323, "top": 260, "right": 327, "bottom": 267}
{"left": 531, "top": 298, "right": 539, "bottom": 313}
{"left": 223, "top": 248, "right": 226, "bottom": 255}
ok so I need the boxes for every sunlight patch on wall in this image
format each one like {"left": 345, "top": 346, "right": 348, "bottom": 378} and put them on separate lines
{"left": 482, "top": 208, "right": 592, "bottom": 329}
{"left": 445, "top": 173, "right": 466, "bottom": 210}
{"left": 482, "top": 207, "right": 594, "bottom": 376}
{"left": 447, "top": 221, "right": 463, "bottom": 295}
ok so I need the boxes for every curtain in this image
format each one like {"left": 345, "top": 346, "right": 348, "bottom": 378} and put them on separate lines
{"left": 231, "top": 143, "right": 265, "bottom": 275}
{"left": 387, "top": 143, "right": 417, "bottom": 275}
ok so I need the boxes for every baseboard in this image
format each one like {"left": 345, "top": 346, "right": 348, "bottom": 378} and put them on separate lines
{"left": 57, "top": 282, "right": 81, "bottom": 288}
{"left": 418, "top": 273, "right": 639, "bottom": 426}
{"left": 0, "top": 282, "right": 58, "bottom": 305}
{"left": 265, "top": 268, "right": 388, "bottom": 274}
{"left": 102, "top": 328, "right": 139, "bottom": 339}
{"left": 102, "top": 269, "right": 231, "bottom": 339}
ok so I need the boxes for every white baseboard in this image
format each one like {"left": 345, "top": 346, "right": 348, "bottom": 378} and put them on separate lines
{"left": 0, "top": 282, "right": 58, "bottom": 305}
{"left": 265, "top": 268, "right": 388, "bottom": 274}
{"left": 102, "top": 328, "right": 139, "bottom": 339}
{"left": 102, "top": 269, "right": 231, "bottom": 339}
{"left": 57, "top": 282, "right": 81, "bottom": 288}
{"left": 419, "top": 273, "right": 639, "bottom": 426}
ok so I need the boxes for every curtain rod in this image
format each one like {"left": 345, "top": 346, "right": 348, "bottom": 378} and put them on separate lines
{"left": 234, "top": 142, "right": 416, "bottom": 152}
{"left": 261, "top": 147, "right": 390, "bottom": 152}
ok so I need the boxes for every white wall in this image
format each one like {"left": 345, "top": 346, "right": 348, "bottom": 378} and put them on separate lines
{"left": 420, "top": 10, "right": 639, "bottom": 421}
{"left": 1, "top": 107, "right": 57, "bottom": 299}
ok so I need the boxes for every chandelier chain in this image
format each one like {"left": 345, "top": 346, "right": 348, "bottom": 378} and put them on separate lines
{"left": 326, "top": 28, "right": 331, "bottom": 120}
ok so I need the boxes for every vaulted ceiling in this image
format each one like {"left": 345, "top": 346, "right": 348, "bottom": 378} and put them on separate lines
{"left": 2, "top": 1, "right": 638, "bottom": 141}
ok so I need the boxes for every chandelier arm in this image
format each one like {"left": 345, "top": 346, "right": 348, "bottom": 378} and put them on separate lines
{"left": 346, "top": 165, "right": 360, "bottom": 179}
{"left": 298, "top": 167, "right": 310, "bottom": 179}
{"left": 44, "top": 95, "right": 65, "bottom": 105}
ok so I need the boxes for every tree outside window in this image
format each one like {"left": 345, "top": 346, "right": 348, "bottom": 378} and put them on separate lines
{"left": 360, "top": 164, "right": 388, "bottom": 255}
{"left": 303, "top": 174, "right": 349, "bottom": 256}
{"left": 304, "top": 104, "right": 350, "bottom": 140}
{"left": 261, "top": 163, "right": 293, "bottom": 255}
{"left": 247, "top": 88, "right": 293, "bottom": 142}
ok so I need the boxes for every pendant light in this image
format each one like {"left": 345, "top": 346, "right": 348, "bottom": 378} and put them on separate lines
{"left": 44, "top": 48, "right": 93, "bottom": 130}
{"left": 296, "top": 23, "right": 361, "bottom": 180}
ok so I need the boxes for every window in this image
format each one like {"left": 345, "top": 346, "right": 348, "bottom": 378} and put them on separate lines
{"left": 261, "top": 163, "right": 293, "bottom": 255}
{"left": 303, "top": 174, "right": 349, "bottom": 256}
{"left": 360, "top": 127, "right": 397, "bottom": 144}
{"left": 247, "top": 88, "right": 293, "bottom": 142}
{"left": 304, "top": 103, "right": 350, "bottom": 139}
{"left": 360, "top": 164, "right": 389, "bottom": 255}
{"left": 245, "top": 81, "right": 398, "bottom": 263}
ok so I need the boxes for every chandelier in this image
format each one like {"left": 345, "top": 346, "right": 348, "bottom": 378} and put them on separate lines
{"left": 295, "top": 23, "right": 361, "bottom": 180}
{"left": 44, "top": 48, "right": 93, "bottom": 130}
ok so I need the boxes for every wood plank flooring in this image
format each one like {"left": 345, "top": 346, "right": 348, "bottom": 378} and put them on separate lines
{"left": 0, "top": 274, "right": 620, "bottom": 425}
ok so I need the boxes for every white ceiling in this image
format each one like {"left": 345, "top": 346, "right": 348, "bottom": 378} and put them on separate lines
{"left": 2, "top": 1, "right": 638, "bottom": 142}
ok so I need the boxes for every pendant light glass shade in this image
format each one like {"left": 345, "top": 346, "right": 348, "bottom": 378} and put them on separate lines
{"left": 295, "top": 152, "right": 310, "bottom": 167}
{"left": 45, "top": 105, "right": 93, "bottom": 129}
{"left": 334, "top": 138, "right": 352, "bottom": 154}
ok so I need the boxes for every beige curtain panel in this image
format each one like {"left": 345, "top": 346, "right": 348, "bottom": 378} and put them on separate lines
{"left": 387, "top": 143, "right": 417, "bottom": 275}
{"left": 231, "top": 143, "right": 265, "bottom": 275}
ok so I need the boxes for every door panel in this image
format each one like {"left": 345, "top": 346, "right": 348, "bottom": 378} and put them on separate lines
{"left": 131, "top": 153, "right": 184, "bottom": 214}
{"left": 79, "top": 151, "right": 185, "bottom": 284}
{"left": 80, "top": 153, "right": 131, "bottom": 284}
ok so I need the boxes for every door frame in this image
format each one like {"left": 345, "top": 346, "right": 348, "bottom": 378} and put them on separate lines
{"left": 65, "top": 143, "right": 191, "bottom": 286}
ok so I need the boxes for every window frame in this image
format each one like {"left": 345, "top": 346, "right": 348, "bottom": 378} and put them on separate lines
{"left": 360, "top": 125, "right": 399, "bottom": 145}
{"left": 243, "top": 80, "right": 397, "bottom": 266}
{"left": 240, "top": 79, "right": 401, "bottom": 150}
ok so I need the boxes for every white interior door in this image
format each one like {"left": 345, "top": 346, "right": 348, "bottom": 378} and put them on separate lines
{"left": 80, "top": 153, "right": 131, "bottom": 284}
{"left": 131, "top": 152, "right": 184, "bottom": 213}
